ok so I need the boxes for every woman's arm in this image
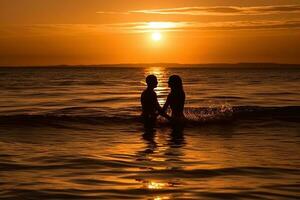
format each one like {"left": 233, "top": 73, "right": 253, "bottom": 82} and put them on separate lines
{"left": 155, "top": 96, "right": 171, "bottom": 120}
{"left": 162, "top": 94, "right": 170, "bottom": 112}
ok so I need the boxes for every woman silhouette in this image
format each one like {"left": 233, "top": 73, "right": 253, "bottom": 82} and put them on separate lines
{"left": 163, "top": 75, "right": 185, "bottom": 123}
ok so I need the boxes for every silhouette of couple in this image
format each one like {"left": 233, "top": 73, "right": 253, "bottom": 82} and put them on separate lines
{"left": 141, "top": 75, "right": 185, "bottom": 127}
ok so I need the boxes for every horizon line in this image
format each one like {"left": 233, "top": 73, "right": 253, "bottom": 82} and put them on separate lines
{"left": 0, "top": 62, "right": 300, "bottom": 68}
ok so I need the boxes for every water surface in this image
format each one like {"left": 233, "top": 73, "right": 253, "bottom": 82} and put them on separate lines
{"left": 0, "top": 66, "right": 299, "bottom": 199}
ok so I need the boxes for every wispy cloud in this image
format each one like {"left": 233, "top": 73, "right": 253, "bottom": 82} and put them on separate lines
{"left": 0, "top": 24, "right": 109, "bottom": 37}
{"left": 97, "top": 5, "right": 300, "bottom": 16}
{"left": 96, "top": 11, "right": 129, "bottom": 15}
{"left": 111, "top": 20, "right": 300, "bottom": 32}
{"left": 133, "top": 5, "right": 300, "bottom": 16}
{"left": 196, "top": 20, "right": 300, "bottom": 31}
{"left": 1, "top": 19, "right": 300, "bottom": 38}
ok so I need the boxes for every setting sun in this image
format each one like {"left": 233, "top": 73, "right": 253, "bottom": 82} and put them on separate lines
{"left": 151, "top": 32, "right": 162, "bottom": 41}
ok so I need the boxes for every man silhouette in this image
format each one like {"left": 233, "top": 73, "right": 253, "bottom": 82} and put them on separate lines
{"left": 141, "top": 75, "right": 170, "bottom": 126}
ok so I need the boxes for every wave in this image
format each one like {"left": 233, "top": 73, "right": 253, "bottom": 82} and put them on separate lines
{"left": 0, "top": 106, "right": 299, "bottom": 126}
{"left": 209, "top": 95, "right": 246, "bottom": 99}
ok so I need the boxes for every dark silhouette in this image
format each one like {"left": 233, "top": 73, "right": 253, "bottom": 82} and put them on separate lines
{"left": 141, "top": 128, "right": 157, "bottom": 155}
{"left": 141, "top": 75, "right": 170, "bottom": 127}
{"left": 162, "top": 75, "right": 186, "bottom": 124}
{"left": 169, "top": 125, "right": 185, "bottom": 148}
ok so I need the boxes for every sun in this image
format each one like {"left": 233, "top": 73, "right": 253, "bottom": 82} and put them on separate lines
{"left": 151, "top": 32, "right": 162, "bottom": 41}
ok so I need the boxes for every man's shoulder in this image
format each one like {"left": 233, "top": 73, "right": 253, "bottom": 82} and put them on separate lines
{"left": 141, "top": 89, "right": 157, "bottom": 98}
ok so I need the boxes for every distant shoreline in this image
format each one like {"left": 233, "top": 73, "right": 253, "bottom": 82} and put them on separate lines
{"left": 0, "top": 63, "right": 300, "bottom": 68}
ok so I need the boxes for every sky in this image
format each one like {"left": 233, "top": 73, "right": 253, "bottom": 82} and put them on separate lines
{"left": 0, "top": 0, "right": 300, "bottom": 66}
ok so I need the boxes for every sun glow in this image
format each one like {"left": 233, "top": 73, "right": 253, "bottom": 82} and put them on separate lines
{"left": 147, "top": 22, "right": 176, "bottom": 29}
{"left": 152, "top": 32, "right": 162, "bottom": 41}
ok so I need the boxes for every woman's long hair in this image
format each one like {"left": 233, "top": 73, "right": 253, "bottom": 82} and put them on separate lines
{"left": 168, "top": 75, "right": 184, "bottom": 93}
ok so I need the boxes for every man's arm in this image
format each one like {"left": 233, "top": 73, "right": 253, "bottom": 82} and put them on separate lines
{"left": 155, "top": 95, "right": 171, "bottom": 120}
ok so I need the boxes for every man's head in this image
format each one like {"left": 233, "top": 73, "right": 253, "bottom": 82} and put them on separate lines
{"left": 146, "top": 75, "right": 158, "bottom": 89}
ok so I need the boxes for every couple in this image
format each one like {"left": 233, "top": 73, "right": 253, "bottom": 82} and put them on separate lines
{"left": 141, "top": 74, "right": 185, "bottom": 126}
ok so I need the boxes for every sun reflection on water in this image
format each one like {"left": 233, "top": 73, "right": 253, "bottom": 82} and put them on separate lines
{"left": 143, "top": 181, "right": 172, "bottom": 200}
{"left": 145, "top": 180, "right": 168, "bottom": 190}
{"left": 154, "top": 196, "right": 170, "bottom": 200}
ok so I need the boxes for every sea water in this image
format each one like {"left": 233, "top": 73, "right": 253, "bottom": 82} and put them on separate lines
{"left": 0, "top": 66, "right": 299, "bottom": 199}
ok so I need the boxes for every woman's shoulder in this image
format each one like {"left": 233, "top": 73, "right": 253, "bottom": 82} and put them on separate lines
{"left": 171, "top": 90, "right": 185, "bottom": 96}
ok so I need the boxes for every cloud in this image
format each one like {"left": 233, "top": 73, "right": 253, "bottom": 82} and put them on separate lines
{"left": 96, "top": 11, "right": 129, "bottom": 15}
{"left": 0, "top": 24, "right": 108, "bottom": 38}
{"left": 96, "top": 5, "right": 300, "bottom": 16}
{"left": 198, "top": 20, "right": 300, "bottom": 31}
{"left": 106, "top": 20, "right": 300, "bottom": 32}
{"left": 1, "top": 19, "right": 300, "bottom": 38}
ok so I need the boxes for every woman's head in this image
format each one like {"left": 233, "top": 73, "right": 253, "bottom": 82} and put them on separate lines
{"left": 168, "top": 75, "right": 183, "bottom": 90}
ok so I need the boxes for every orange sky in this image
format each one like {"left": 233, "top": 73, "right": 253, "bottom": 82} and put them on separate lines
{"left": 0, "top": 0, "right": 300, "bottom": 66}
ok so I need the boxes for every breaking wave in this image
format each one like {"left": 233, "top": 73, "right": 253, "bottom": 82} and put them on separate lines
{"left": 0, "top": 106, "right": 299, "bottom": 126}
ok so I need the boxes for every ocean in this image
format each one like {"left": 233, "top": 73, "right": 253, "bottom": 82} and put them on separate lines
{"left": 0, "top": 66, "right": 299, "bottom": 199}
